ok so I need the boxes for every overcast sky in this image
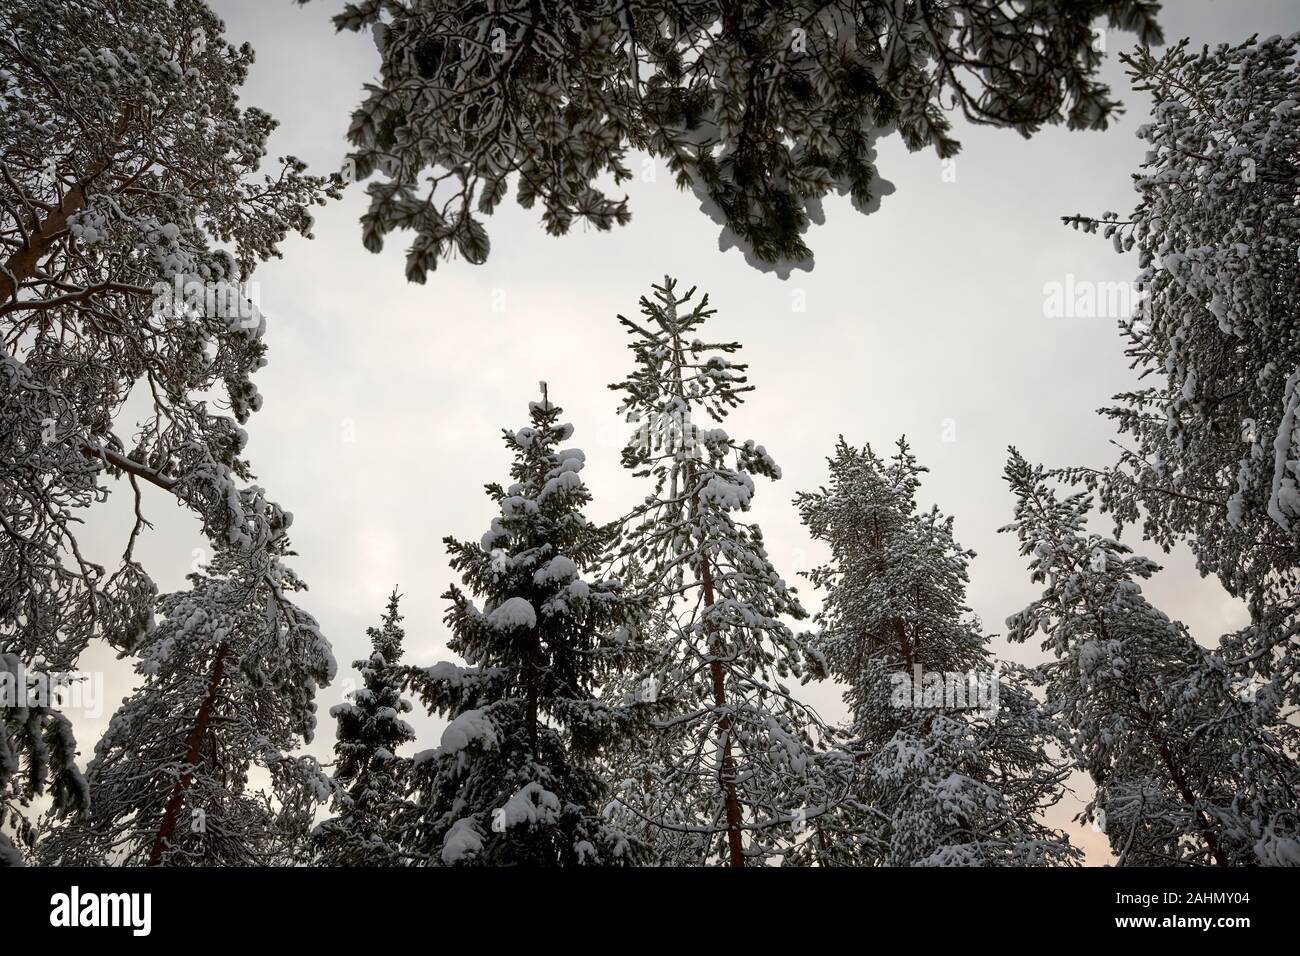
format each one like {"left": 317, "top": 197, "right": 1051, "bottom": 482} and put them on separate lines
{"left": 71, "top": 0, "right": 1300, "bottom": 863}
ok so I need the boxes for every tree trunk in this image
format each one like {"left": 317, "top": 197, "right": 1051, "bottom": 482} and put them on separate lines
{"left": 1, "top": 184, "right": 88, "bottom": 304}
{"left": 1109, "top": 626, "right": 1231, "bottom": 868}
{"left": 147, "top": 642, "right": 230, "bottom": 866}
{"left": 701, "top": 555, "right": 745, "bottom": 868}
{"left": 672, "top": 313, "right": 743, "bottom": 867}
{"left": 3, "top": 112, "right": 129, "bottom": 305}
{"left": 892, "top": 617, "right": 914, "bottom": 670}
{"left": 1148, "top": 722, "right": 1231, "bottom": 867}
{"left": 526, "top": 629, "right": 540, "bottom": 760}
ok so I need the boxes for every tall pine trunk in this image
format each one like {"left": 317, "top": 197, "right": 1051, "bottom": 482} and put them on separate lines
{"left": 1131, "top": 689, "right": 1230, "bottom": 867}
{"left": 668, "top": 296, "right": 744, "bottom": 866}
{"left": 147, "top": 642, "right": 230, "bottom": 866}
{"left": 701, "top": 555, "right": 745, "bottom": 867}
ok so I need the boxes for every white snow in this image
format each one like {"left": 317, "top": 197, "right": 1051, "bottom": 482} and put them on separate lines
{"left": 1266, "top": 367, "right": 1300, "bottom": 530}
{"left": 440, "top": 817, "right": 485, "bottom": 864}
{"left": 699, "top": 470, "right": 754, "bottom": 510}
{"left": 497, "top": 782, "right": 561, "bottom": 828}
{"left": 480, "top": 517, "right": 509, "bottom": 551}
{"left": 533, "top": 555, "right": 578, "bottom": 585}
{"left": 438, "top": 707, "right": 498, "bottom": 755}
{"left": 488, "top": 597, "right": 536, "bottom": 630}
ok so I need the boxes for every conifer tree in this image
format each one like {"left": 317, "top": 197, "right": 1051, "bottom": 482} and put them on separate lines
{"left": 0, "top": 655, "right": 87, "bottom": 865}
{"left": 0, "top": 0, "right": 339, "bottom": 842}
{"left": 609, "top": 278, "right": 835, "bottom": 866}
{"left": 0, "top": 0, "right": 340, "bottom": 673}
{"left": 795, "top": 439, "right": 1078, "bottom": 866}
{"left": 38, "top": 490, "right": 336, "bottom": 866}
{"left": 1003, "top": 450, "right": 1300, "bottom": 866}
{"left": 401, "top": 392, "right": 648, "bottom": 866}
{"left": 313, "top": 590, "right": 416, "bottom": 866}
{"left": 1061, "top": 34, "right": 1300, "bottom": 727}
{"left": 308, "top": 0, "right": 1160, "bottom": 277}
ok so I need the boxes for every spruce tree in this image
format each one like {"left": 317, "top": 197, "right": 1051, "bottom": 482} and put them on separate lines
{"left": 38, "top": 490, "right": 336, "bottom": 866}
{"left": 313, "top": 590, "right": 416, "bottom": 866}
{"left": 1003, "top": 450, "right": 1300, "bottom": 866}
{"left": 609, "top": 278, "right": 835, "bottom": 866}
{"left": 401, "top": 392, "right": 648, "bottom": 866}
{"left": 795, "top": 439, "right": 1079, "bottom": 866}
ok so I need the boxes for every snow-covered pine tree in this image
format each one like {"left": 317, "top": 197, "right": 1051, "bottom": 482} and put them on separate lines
{"left": 313, "top": 589, "right": 416, "bottom": 866}
{"left": 0, "top": 0, "right": 340, "bottom": 675}
{"left": 794, "top": 438, "right": 1079, "bottom": 866}
{"left": 1002, "top": 450, "right": 1300, "bottom": 866}
{"left": 0, "top": 656, "right": 87, "bottom": 865}
{"left": 400, "top": 392, "right": 649, "bottom": 866}
{"left": 1059, "top": 34, "right": 1300, "bottom": 731}
{"left": 1, "top": 0, "right": 338, "bottom": 865}
{"left": 308, "top": 0, "right": 1160, "bottom": 277}
{"left": 608, "top": 278, "right": 835, "bottom": 867}
{"left": 37, "top": 490, "right": 337, "bottom": 866}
